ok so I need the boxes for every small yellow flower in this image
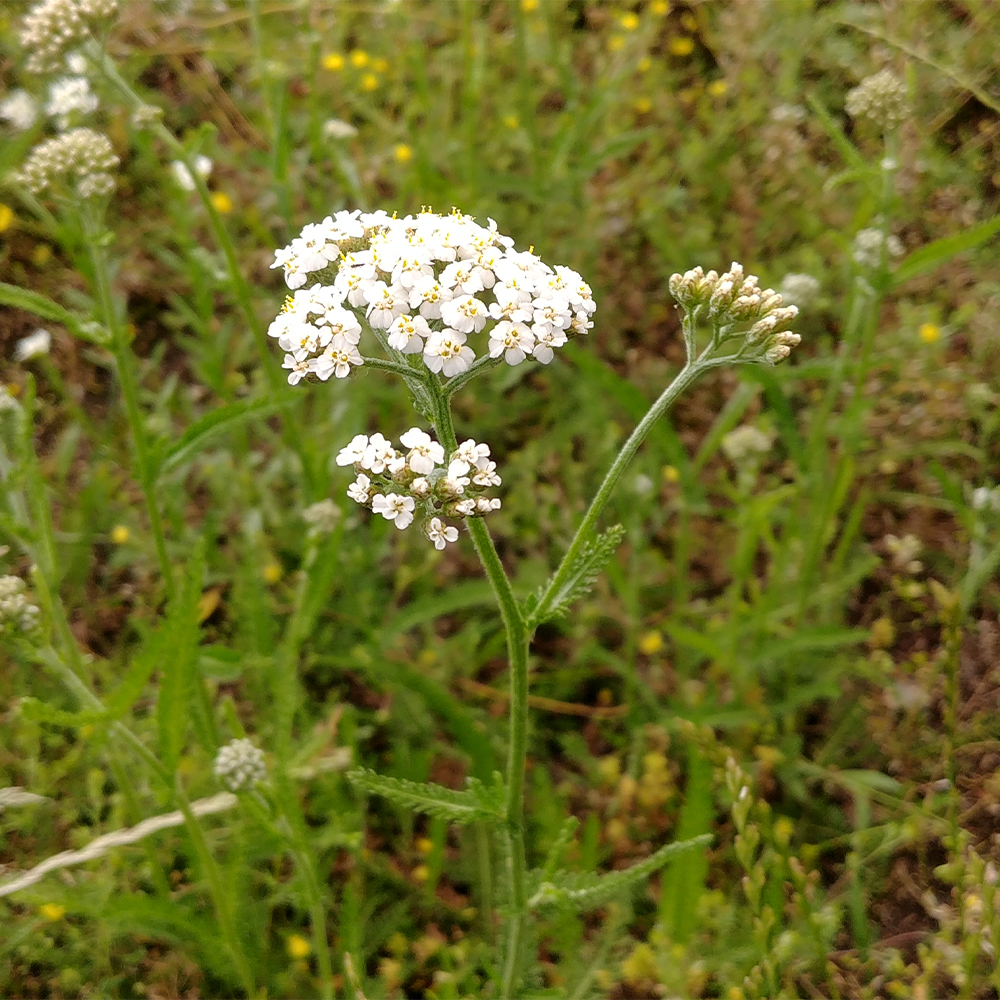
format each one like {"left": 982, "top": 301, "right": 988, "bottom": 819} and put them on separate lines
{"left": 32, "top": 243, "right": 52, "bottom": 267}
{"left": 662, "top": 464, "right": 679, "bottom": 483}
{"left": 286, "top": 934, "right": 311, "bottom": 959}
{"left": 919, "top": 323, "right": 940, "bottom": 343}
{"left": 637, "top": 55, "right": 652, "bottom": 73}
{"left": 263, "top": 562, "right": 282, "bottom": 584}
{"left": 773, "top": 815, "right": 794, "bottom": 848}
{"left": 521, "top": 0, "right": 539, "bottom": 10}
{"left": 620, "top": 12, "right": 640, "bottom": 30}
{"left": 634, "top": 96, "right": 653, "bottom": 114}
{"left": 680, "top": 11, "right": 698, "bottom": 32}
{"left": 322, "top": 53, "right": 345, "bottom": 71}
{"left": 110, "top": 525, "right": 130, "bottom": 545}
{"left": 39, "top": 903, "right": 66, "bottom": 922}
{"left": 393, "top": 143, "right": 413, "bottom": 163}
{"left": 210, "top": 191, "right": 233, "bottom": 214}
{"left": 502, "top": 113, "right": 519, "bottom": 129}
{"left": 415, "top": 836, "right": 434, "bottom": 855}
{"left": 372, "top": 56, "right": 389, "bottom": 74}
{"left": 412, "top": 864, "right": 430, "bottom": 882}
{"left": 707, "top": 79, "right": 728, "bottom": 97}
{"left": 669, "top": 36, "right": 695, "bottom": 56}
{"left": 608, "top": 34, "right": 625, "bottom": 52}
{"left": 638, "top": 629, "right": 664, "bottom": 655}
{"left": 349, "top": 49, "right": 369, "bottom": 69}
{"left": 0, "top": 203, "right": 14, "bottom": 232}
{"left": 360, "top": 73, "right": 379, "bottom": 92}
{"left": 650, "top": 0, "right": 670, "bottom": 14}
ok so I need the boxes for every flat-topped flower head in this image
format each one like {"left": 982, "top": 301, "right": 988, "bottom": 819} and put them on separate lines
{"left": 845, "top": 69, "right": 908, "bottom": 131}
{"left": 338, "top": 426, "right": 502, "bottom": 548}
{"left": 0, "top": 575, "right": 40, "bottom": 637}
{"left": 268, "top": 208, "right": 596, "bottom": 385}
{"left": 213, "top": 738, "right": 267, "bottom": 792}
{"left": 20, "top": 0, "right": 119, "bottom": 75}
{"left": 15, "top": 127, "right": 118, "bottom": 200}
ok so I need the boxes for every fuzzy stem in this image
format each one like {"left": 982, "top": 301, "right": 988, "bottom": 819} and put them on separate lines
{"left": 532, "top": 358, "right": 702, "bottom": 623}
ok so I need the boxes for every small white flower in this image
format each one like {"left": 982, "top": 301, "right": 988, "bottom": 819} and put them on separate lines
{"left": 372, "top": 492, "right": 415, "bottom": 529}
{"left": 15, "top": 328, "right": 52, "bottom": 362}
{"left": 213, "top": 738, "right": 266, "bottom": 792}
{"left": 476, "top": 497, "right": 501, "bottom": 513}
{"left": 362, "top": 433, "right": 398, "bottom": 474}
{"left": 45, "top": 76, "right": 98, "bottom": 129}
{"left": 336, "top": 434, "right": 369, "bottom": 466}
{"left": 387, "top": 314, "right": 430, "bottom": 354}
{"left": 365, "top": 281, "right": 407, "bottom": 329}
{"left": 423, "top": 331, "right": 475, "bottom": 377}
{"left": 472, "top": 460, "right": 502, "bottom": 487}
{"left": 532, "top": 326, "right": 568, "bottom": 364}
{"left": 399, "top": 427, "right": 445, "bottom": 474}
{"left": 309, "top": 335, "right": 364, "bottom": 380}
{"left": 440, "top": 294, "right": 488, "bottom": 334}
{"left": 0, "top": 90, "right": 39, "bottom": 131}
{"left": 426, "top": 517, "right": 459, "bottom": 550}
{"left": 346, "top": 473, "right": 371, "bottom": 504}
{"left": 454, "top": 498, "right": 477, "bottom": 516}
{"left": 322, "top": 118, "right": 358, "bottom": 140}
{"left": 450, "top": 439, "right": 490, "bottom": 476}
{"left": 282, "top": 354, "right": 310, "bottom": 385}
{"left": 170, "top": 154, "right": 212, "bottom": 191}
{"left": 489, "top": 321, "right": 534, "bottom": 365}
{"left": 411, "top": 477, "right": 431, "bottom": 498}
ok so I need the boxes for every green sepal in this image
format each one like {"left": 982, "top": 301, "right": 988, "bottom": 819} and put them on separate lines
{"left": 347, "top": 768, "right": 505, "bottom": 825}
{"left": 527, "top": 832, "right": 713, "bottom": 913}
{"left": 530, "top": 524, "right": 626, "bottom": 625}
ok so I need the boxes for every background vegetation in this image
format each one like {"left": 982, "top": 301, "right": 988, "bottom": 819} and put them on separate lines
{"left": 2, "top": 1, "right": 1000, "bottom": 997}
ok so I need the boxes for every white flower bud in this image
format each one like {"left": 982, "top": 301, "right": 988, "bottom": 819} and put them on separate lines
{"left": 15, "top": 127, "right": 118, "bottom": 200}
{"left": 845, "top": 68, "right": 908, "bottom": 130}
{"left": 20, "top": 0, "right": 119, "bottom": 75}
{"left": 213, "top": 738, "right": 266, "bottom": 792}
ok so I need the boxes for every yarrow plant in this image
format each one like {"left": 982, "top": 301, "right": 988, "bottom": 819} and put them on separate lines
{"left": 266, "top": 208, "right": 802, "bottom": 995}
{"left": 14, "top": 126, "right": 118, "bottom": 200}
{"left": 19, "top": 0, "right": 118, "bottom": 75}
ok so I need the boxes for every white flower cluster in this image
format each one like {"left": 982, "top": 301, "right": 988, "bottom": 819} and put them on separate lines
{"left": 302, "top": 498, "right": 340, "bottom": 535}
{"left": 268, "top": 208, "right": 596, "bottom": 385}
{"left": 213, "top": 738, "right": 266, "bottom": 792}
{"left": 778, "top": 273, "right": 820, "bottom": 310}
{"left": 0, "top": 90, "right": 39, "bottom": 131}
{"left": 852, "top": 227, "right": 904, "bottom": 269}
{"left": 336, "top": 427, "right": 502, "bottom": 548}
{"left": 20, "top": 0, "right": 119, "bottom": 75}
{"left": 45, "top": 75, "right": 98, "bottom": 130}
{"left": 15, "top": 126, "right": 118, "bottom": 199}
{"left": 845, "top": 69, "right": 908, "bottom": 130}
{"left": 0, "top": 576, "right": 40, "bottom": 638}
{"left": 721, "top": 425, "right": 774, "bottom": 464}
{"left": 668, "top": 262, "right": 801, "bottom": 364}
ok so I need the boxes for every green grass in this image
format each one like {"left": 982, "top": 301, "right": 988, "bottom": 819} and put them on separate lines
{"left": 2, "top": 1, "right": 1000, "bottom": 997}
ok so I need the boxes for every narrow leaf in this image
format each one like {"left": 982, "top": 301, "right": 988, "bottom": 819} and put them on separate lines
{"left": 892, "top": 215, "right": 1000, "bottom": 287}
{"left": 0, "top": 281, "right": 110, "bottom": 345}
{"left": 347, "top": 768, "right": 503, "bottom": 825}
{"left": 156, "top": 396, "right": 288, "bottom": 478}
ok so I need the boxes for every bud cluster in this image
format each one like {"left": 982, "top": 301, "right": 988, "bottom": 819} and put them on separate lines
{"left": 213, "top": 738, "right": 267, "bottom": 792}
{"left": 0, "top": 576, "right": 41, "bottom": 638}
{"left": 15, "top": 126, "right": 118, "bottom": 199}
{"left": 845, "top": 69, "right": 908, "bottom": 130}
{"left": 20, "top": 0, "right": 119, "bottom": 75}
{"left": 336, "top": 427, "right": 502, "bottom": 549}
{"left": 668, "top": 262, "right": 801, "bottom": 364}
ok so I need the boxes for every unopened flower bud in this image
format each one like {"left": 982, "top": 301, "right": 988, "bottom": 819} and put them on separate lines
{"left": 213, "top": 738, "right": 266, "bottom": 792}
{"left": 20, "top": 0, "right": 119, "bottom": 75}
{"left": 845, "top": 68, "right": 908, "bottom": 130}
{"left": 15, "top": 127, "right": 118, "bottom": 200}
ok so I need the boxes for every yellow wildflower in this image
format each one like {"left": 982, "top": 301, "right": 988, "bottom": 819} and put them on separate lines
{"left": 608, "top": 34, "right": 625, "bottom": 52}
{"left": 662, "top": 464, "right": 679, "bottom": 482}
{"left": 502, "top": 113, "right": 519, "bottom": 129}
{"left": 110, "top": 525, "right": 130, "bottom": 545}
{"left": 919, "top": 323, "right": 940, "bottom": 343}
{"left": 39, "top": 903, "right": 66, "bottom": 922}
{"left": 393, "top": 143, "right": 413, "bottom": 163}
{"left": 651, "top": 0, "right": 670, "bottom": 14}
{"left": 361, "top": 73, "right": 379, "bottom": 92}
{"left": 707, "top": 79, "right": 728, "bottom": 97}
{"left": 620, "top": 12, "right": 640, "bottom": 30}
{"left": 634, "top": 96, "right": 653, "bottom": 114}
{"left": 521, "top": 0, "right": 539, "bottom": 10}
{"left": 0, "top": 204, "right": 13, "bottom": 232}
{"left": 350, "top": 50, "right": 369, "bottom": 69}
{"left": 415, "top": 837, "right": 434, "bottom": 855}
{"left": 372, "top": 57, "right": 389, "bottom": 73}
{"left": 638, "top": 630, "right": 663, "bottom": 655}
{"left": 32, "top": 244, "right": 52, "bottom": 267}
{"left": 286, "top": 934, "right": 311, "bottom": 959}
{"left": 412, "top": 864, "right": 430, "bottom": 882}
{"left": 637, "top": 55, "right": 652, "bottom": 73}
{"left": 322, "top": 53, "right": 345, "bottom": 71}
{"left": 669, "top": 36, "right": 695, "bottom": 56}
{"left": 263, "top": 563, "right": 282, "bottom": 584}
{"left": 210, "top": 191, "right": 233, "bottom": 214}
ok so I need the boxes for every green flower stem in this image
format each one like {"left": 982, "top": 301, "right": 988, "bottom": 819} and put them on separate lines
{"left": 426, "top": 376, "right": 531, "bottom": 995}
{"left": 174, "top": 781, "right": 258, "bottom": 998}
{"left": 83, "top": 214, "right": 174, "bottom": 600}
{"left": 532, "top": 358, "right": 703, "bottom": 624}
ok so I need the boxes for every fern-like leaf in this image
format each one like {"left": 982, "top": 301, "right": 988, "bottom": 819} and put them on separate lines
{"left": 531, "top": 524, "right": 626, "bottom": 625}
{"left": 528, "top": 832, "right": 713, "bottom": 913}
{"left": 347, "top": 768, "right": 505, "bottom": 825}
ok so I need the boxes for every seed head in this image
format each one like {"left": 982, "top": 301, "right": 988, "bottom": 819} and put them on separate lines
{"left": 213, "top": 738, "right": 267, "bottom": 792}
{"left": 20, "top": 0, "right": 119, "bottom": 75}
{"left": 845, "top": 69, "right": 908, "bottom": 130}
{"left": 15, "top": 127, "right": 118, "bottom": 200}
